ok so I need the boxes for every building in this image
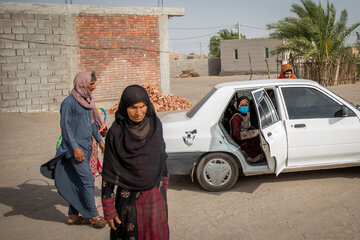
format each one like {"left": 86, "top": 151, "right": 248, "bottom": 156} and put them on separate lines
{"left": 220, "top": 38, "right": 283, "bottom": 75}
{"left": 0, "top": 2, "right": 184, "bottom": 112}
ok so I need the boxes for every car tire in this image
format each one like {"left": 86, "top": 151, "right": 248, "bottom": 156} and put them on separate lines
{"left": 196, "top": 153, "right": 239, "bottom": 191}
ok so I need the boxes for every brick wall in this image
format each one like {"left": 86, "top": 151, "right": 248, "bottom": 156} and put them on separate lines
{"left": 0, "top": 12, "right": 72, "bottom": 112}
{"left": 77, "top": 14, "right": 160, "bottom": 102}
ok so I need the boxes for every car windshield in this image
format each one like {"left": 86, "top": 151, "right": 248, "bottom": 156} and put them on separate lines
{"left": 186, "top": 88, "right": 216, "bottom": 118}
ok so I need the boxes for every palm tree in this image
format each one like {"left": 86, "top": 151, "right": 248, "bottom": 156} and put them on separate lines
{"left": 209, "top": 29, "right": 246, "bottom": 58}
{"left": 267, "top": 0, "right": 359, "bottom": 85}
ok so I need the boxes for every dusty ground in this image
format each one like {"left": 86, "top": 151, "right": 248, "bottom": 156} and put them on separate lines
{"left": 1, "top": 75, "right": 360, "bottom": 240}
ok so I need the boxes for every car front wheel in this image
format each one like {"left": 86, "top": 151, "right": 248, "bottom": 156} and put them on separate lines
{"left": 196, "top": 153, "right": 239, "bottom": 191}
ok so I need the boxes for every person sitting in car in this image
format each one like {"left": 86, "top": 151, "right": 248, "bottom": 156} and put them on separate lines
{"left": 229, "top": 96, "right": 265, "bottom": 163}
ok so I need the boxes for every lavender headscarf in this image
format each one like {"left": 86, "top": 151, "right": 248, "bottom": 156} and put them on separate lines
{"left": 70, "top": 71, "right": 102, "bottom": 128}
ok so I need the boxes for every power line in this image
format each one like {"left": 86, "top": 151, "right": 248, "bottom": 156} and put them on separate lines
{"left": 170, "top": 24, "right": 236, "bottom": 30}
{"left": 170, "top": 32, "right": 218, "bottom": 41}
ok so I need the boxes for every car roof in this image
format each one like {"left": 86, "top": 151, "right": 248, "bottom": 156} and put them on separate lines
{"left": 214, "top": 79, "right": 320, "bottom": 90}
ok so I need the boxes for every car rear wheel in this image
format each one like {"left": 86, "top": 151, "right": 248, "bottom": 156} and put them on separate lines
{"left": 196, "top": 153, "right": 239, "bottom": 191}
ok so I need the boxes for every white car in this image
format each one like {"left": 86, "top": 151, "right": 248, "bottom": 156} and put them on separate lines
{"left": 161, "top": 79, "right": 360, "bottom": 191}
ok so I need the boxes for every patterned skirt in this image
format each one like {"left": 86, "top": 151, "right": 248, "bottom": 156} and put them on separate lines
{"left": 111, "top": 177, "right": 169, "bottom": 240}
{"left": 90, "top": 138, "right": 102, "bottom": 178}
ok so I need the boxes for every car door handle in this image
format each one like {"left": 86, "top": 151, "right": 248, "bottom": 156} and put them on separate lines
{"left": 294, "top": 124, "right": 306, "bottom": 128}
{"left": 267, "top": 132, "right": 272, "bottom": 137}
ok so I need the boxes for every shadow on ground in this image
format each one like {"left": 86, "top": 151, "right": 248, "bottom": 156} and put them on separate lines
{"left": 0, "top": 179, "right": 99, "bottom": 223}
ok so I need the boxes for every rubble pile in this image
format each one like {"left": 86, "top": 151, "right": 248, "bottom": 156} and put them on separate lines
{"left": 108, "top": 84, "right": 192, "bottom": 113}
{"left": 175, "top": 69, "right": 200, "bottom": 78}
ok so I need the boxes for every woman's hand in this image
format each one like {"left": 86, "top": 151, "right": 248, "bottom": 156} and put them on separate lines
{"left": 73, "top": 147, "right": 84, "bottom": 162}
{"left": 107, "top": 216, "right": 121, "bottom": 230}
{"left": 99, "top": 141, "right": 105, "bottom": 153}
{"left": 100, "top": 126, "right": 108, "bottom": 137}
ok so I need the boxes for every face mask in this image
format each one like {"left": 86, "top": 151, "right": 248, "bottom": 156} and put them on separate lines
{"left": 239, "top": 106, "right": 249, "bottom": 114}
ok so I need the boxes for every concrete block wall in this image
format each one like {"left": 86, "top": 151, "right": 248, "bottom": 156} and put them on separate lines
{"left": 0, "top": 2, "right": 185, "bottom": 112}
{"left": 0, "top": 11, "right": 73, "bottom": 112}
{"left": 77, "top": 14, "right": 160, "bottom": 102}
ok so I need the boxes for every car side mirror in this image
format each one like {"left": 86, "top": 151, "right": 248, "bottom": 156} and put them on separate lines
{"left": 357, "top": 105, "right": 360, "bottom": 111}
{"left": 341, "top": 105, "right": 349, "bottom": 117}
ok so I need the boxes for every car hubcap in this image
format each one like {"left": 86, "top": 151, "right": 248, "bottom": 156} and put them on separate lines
{"left": 203, "top": 158, "right": 232, "bottom": 187}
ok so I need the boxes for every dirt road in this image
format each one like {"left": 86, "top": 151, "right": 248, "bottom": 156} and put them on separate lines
{"left": 1, "top": 76, "right": 360, "bottom": 240}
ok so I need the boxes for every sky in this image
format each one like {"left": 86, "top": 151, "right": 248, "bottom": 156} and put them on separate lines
{"left": 2, "top": 0, "right": 360, "bottom": 56}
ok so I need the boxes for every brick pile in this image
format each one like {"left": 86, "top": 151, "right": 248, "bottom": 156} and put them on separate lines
{"left": 108, "top": 84, "right": 192, "bottom": 113}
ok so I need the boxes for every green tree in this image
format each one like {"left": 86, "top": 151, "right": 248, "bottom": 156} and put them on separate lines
{"left": 267, "top": 0, "right": 360, "bottom": 84}
{"left": 209, "top": 29, "right": 246, "bottom": 58}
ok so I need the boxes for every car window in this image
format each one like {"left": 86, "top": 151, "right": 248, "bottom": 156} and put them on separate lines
{"left": 281, "top": 87, "right": 342, "bottom": 119}
{"left": 253, "top": 90, "right": 279, "bottom": 129}
{"left": 186, "top": 88, "right": 216, "bottom": 118}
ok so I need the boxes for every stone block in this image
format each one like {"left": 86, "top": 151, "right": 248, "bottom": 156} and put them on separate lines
{"left": 44, "top": 20, "right": 59, "bottom": 27}
{"left": 8, "top": 99, "right": 17, "bottom": 106}
{"left": 0, "top": 71, "right": 7, "bottom": 78}
{"left": 55, "top": 68, "right": 68, "bottom": 75}
{"left": 17, "top": 98, "right": 31, "bottom": 106}
{"left": 46, "top": 34, "right": 60, "bottom": 42}
{"left": 41, "top": 91, "right": 48, "bottom": 97}
{"left": 35, "top": 27, "right": 50, "bottom": 34}
{"left": 39, "top": 83, "right": 55, "bottom": 91}
{"left": 25, "top": 62, "right": 40, "bottom": 70}
{"left": 17, "top": 63, "right": 25, "bottom": 70}
{"left": 25, "top": 49, "right": 40, "bottom": 56}
{"left": 40, "top": 97, "right": 54, "bottom": 104}
{"left": 4, "top": 42, "right": 13, "bottom": 48}
{"left": 27, "top": 105, "right": 41, "bottom": 112}
{"left": 1, "top": 78, "right": 17, "bottom": 85}
{"left": 53, "top": 95, "right": 66, "bottom": 103}
{"left": 39, "top": 69, "right": 53, "bottom": 76}
{"left": 12, "top": 26, "right": 27, "bottom": 34}
{"left": 23, "top": 56, "right": 30, "bottom": 62}
{"left": 56, "top": 82, "right": 69, "bottom": 90}
{"left": 41, "top": 105, "right": 50, "bottom": 111}
{"left": 17, "top": 78, "right": 25, "bottom": 84}
{"left": 49, "top": 104, "right": 60, "bottom": 111}
{"left": 11, "top": 13, "right": 26, "bottom": 19}
{"left": 27, "top": 91, "right": 42, "bottom": 98}
{"left": 7, "top": 56, "right": 22, "bottom": 64}
{"left": 16, "top": 70, "right": 31, "bottom": 77}
{"left": 8, "top": 85, "right": 16, "bottom": 93}
{"left": 22, "top": 20, "right": 37, "bottom": 27}
{"left": 18, "top": 92, "right": 26, "bottom": 99}
{"left": 3, "top": 26, "right": 11, "bottom": 33}
{"left": 24, "top": 34, "right": 45, "bottom": 42}
{"left": 2, "top": 92, "right": 18, "bottom": 100}
{"left": 0, "top": 19, "right": 14, "bottom": 27}
{"left": 0, "top": 100, "right": 9, "bottom": 108}
{"left": 16, "top": 84, "right": 32, "bottom": 92}
{"left": 1, "top": 34, "right": 15, "bottom": 40}
{"left": 34, "top": 14, "right": 52, "bottom": 20}
{"left": 7, "top": 71, "right": 16, "bottom": 78}
{"left": 48, "top": 89, "right": 62, "bottom": 97}
{"left": 16, "top": 49, "right": 24, "bottom": 56}
{"left": 32, "top": 97, "right": 40, "bottom": 104}
{"left": 40, "top": 77, "right": 48, "bottom": 83}
{"left": 26, "top": 76, "right": 41, "bottom": 84}
{"left": 30, "top": 55, "right": 45, "bottom": 63}
{"left": 19, "top": 106, "right": 27, "bottom": 112}
{"left": 2, "top": 64, "right": 17, "bottom": 71}
{"left": 52, "top": 27, "right": 65, "bottom": 35}
{"left": 31, "top": 85, "right": 39, "bottom": 91}
{"left": 15, "top": 34, "right": 24, "bottom": 40}
{"left": 46, "top": 48, "right": 61, "bottom": 55}
{"left": 0, "top": 49, "right": 16, "bottom": 56}
{"left": 0, "top": 85, "right": 8, "bottom": 93}
{"left": 48, "top": 76, "right": 62, "bottom": 83}
{"left": 13, "top": 41, "right": 28, "bottom": 49}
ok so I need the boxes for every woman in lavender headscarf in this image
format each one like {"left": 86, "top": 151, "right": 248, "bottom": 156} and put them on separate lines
{"left": 50, "top": 71, "right": 106, "bottom": 228}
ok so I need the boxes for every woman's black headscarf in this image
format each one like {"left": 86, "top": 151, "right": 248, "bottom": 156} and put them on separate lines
{"left": 102, "top": 85, "right": 167, "bottom": 191}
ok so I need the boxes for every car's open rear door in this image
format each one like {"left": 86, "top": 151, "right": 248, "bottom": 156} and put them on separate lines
{"left": 251, "top": 89, "right": 288, "bottom": 175}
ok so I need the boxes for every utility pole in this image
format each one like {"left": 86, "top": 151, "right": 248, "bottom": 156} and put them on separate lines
{"left": 237, "top": 22, "right": 241, "bottom": 39}
{"left": 200, "top": 42, "right": 203, "bottom": 59}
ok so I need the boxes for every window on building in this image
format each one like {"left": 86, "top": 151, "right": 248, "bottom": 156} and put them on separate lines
{"left": 264, "top": 47, "right": 269, "bottom": 58}
{"left": 234, "top": 49, "right": 238, "bottom": 59}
